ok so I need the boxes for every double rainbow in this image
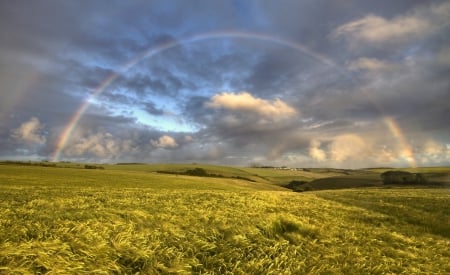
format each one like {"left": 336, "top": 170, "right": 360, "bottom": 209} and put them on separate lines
{"left": 50, "top": 30, "right": 416, "bottom": 167}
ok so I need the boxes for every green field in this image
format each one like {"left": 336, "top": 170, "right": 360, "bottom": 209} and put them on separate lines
{"left": 1, "top": 163, "right": 449, "bottom": 274}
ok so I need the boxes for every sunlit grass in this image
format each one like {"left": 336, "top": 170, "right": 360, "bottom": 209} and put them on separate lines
{"left": 0, "top": 164, "right": 449, "bottom": 273}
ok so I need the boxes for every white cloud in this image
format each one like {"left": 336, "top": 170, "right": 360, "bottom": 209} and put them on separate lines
{"left": 419, "top": 139, "right": 450, "bottom": 164}
{"left": 348, "top": 57, "right": 393, "bottom": 71}
{"left": 206, "top": 91, "right": 297, "bottom": 120}
{"left": 308, "top": 134, "right": 369, "bottom": 164}
{"left": 11, "top": 117, "right": 47, "bottom": 145}
{"left": 64, "top": 132, "right": 125, "bottom": 158}
{"left": 151, "top": 135, "right": 178, "bottom": 149}
{"left": 184, "top": 135, "right": 194, "bottom": 142}
{"left": 309, "top": 139, "right": 326, "bottom": 162}
{"left": 328, "top": 134, "right": 368, "bottom": 163}
{"left": 333, "top": 14, "right": 430, "bottom": 44}
{"left": 424, "top": 139, "right": 445, "bottom": 156}
{"left": 332, "top": 2, "right": 450, "bottom": 46}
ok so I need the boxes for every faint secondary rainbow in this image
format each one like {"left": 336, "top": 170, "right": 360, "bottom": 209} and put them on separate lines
{"left": 384, "top": 116, "right": 417, "bottom": 167}
{"left": 51, "top": 31, "right": 338, "bottom": 161}
{"left": 1, "top": 71, "right": 41, "bottom": 119}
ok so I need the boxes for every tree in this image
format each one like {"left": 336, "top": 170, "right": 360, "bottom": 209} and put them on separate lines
{"left": 380, "top": 171, "right": 425, "bottom": 184}
{"left": 185, "top": 168, "right": 208, "bottom": 176}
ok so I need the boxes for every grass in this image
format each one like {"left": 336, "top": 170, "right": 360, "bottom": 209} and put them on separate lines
{"left": 0, "top": 165, "right": 282, "bottom": 191}
{"left": 111, "top": 163, "right": 266, "bottom": 182}
{"left": 240, "top": 167, "right": 339, "bottom": 185}
{"left": 304, "top": 173, "right": 382, "bottom": 190}
{"left": 316, "top": 189, "right": 450, "bottom": 238}
{"left": 0, "top": 164, "right": 449, "bottom": 273}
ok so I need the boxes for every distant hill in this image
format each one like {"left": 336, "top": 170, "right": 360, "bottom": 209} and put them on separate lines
{"left": 285, "top": 167, "right": 450, "bottom": 192}
{"left": 2, "top": 161, "right": 449, "bottom": 191}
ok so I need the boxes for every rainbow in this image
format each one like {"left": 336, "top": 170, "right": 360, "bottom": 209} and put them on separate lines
{"left": 1, "top": 71, "right": 41, "bottom": 119}
{"left": 51, "top": 31, "right": 338, "bottom": 161}
{"left": 50, "top": 30, "right": 418, "bottom": 168}
{"left": 358, "top": 88, "right": 417, "bottom": 167}
{"left": 384, "top": 116, "right": 417, "bottom": 167}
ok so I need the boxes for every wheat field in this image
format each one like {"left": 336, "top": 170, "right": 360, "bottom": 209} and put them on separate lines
{"left": 1, "top": 164, "right": 449, "bottom": 274}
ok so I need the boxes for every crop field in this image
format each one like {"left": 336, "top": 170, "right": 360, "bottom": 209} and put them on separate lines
{"left": 1, "top": 163, "right": 449, "bottom": 274}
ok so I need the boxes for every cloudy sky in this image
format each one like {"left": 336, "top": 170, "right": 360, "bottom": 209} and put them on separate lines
{"left": 1, "top": 1, "right": 449, "bottom": 168}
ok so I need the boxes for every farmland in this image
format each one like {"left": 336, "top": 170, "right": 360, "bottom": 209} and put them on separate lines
{"left": 1, "top": 163, "right": 449, "bottom": 274}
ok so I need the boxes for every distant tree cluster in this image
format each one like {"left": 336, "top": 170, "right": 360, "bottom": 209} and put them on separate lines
{"left": 185, "top": 168, "right": 209, "bottom": 176}
{"left": 380, "top": 171, "right": 427, "bottom": 185}
{"left": 84, "top": 164, "right": 105, "bottom": 170}
{"left": 0, "top": 161, "right": 57, "bottom": 168}
{"left": 283, "top": 180, "right": 312, "bottom": 192}
{"left": 157, "top": 167, "right": 256, "bottom": 182}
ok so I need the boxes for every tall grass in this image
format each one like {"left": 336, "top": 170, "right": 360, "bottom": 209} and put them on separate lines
{"left": 0, "top": 165, "right": 449, "bottom": 273}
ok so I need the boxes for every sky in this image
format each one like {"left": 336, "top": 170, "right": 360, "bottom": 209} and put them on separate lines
{"left": 1, "top": 0, "right": 449, "bottom": 168}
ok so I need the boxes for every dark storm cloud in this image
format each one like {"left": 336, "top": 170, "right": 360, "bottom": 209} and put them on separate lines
{"left": 182, "top": 96, "right": 211, "bottom": 127}
{"left": 120, "top": 67, "right": 186, "bottom": 97}
{"left": 75, "top": 113, "right": 137, "bottom": 133}
{"left": 60, "top": 60, "right": 117, "bottom": 92}
{"left": 143, "top": 102, "right": 165, "bottom": 116}
{"left": 244, "top": 48, "right": 319, "bottom": 97}
{"left": 98, "top": 92, "right": 135, "bottom": 107}
{"left": 0, "top": 2, "right": 143, "bottom": 68}
{"left": 123, "top": 75, "right": 168, "bottom": 96}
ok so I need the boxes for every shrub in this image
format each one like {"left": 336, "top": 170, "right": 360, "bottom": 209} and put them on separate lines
{"left": 284, "top": 180, "right": 309, "bottom": 192}
{"left": 84, "top": 164, "right": 104, "bottom": 170}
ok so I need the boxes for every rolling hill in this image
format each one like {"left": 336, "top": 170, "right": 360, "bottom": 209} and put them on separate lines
{"left": 0, "top": 162, "right": 449, "bottom": 273}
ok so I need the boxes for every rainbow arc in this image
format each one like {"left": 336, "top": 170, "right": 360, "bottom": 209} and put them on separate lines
{"left": 51, "top": 31, "right": 417, "bottom": 167}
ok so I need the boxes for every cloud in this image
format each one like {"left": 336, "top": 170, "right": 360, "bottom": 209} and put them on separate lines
{"left": 348, "top": 57, "right": 393, "bottom": 72}
{"left": 1, "top": 1, "right": 449, "bottom": 168}
{"left": 436, "top": 48, "right": 450, "bottom": 66}
{"left": 333, "top": 14, "right": 430, "bottom": 44}
{"left": 328, "top": 134, "right": 368, "bottom": 163}
{"left": 144, "top": 101, "right": 165, "bottom": 116}
{"left": 11, "top": 117, "right": 47, "bottom": 145}
{"left": 309, "top": 139, "right": 326, "bottom": 162}
{"left": 332, "top": 2, "right": 450, "bottom": 46}
{"left": 151, "top": 135, "right": 178, "bottom": 149}
{"left": 64, "top": 132, "right": 127, "bottom": 159}
{"left": 206, "top": 91, "right": 297, "bottom": 119}
{"left": 184, "top": 135, "right": 194, "bottom": 142}
{"left": 198, "top": 92, "right": 302, "bottom": 151}
{"left": 419, "top": 139, "right": 450, "bottom": 164}
{"left": 307, "top": 134, "right": 369, "bottom": 164}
